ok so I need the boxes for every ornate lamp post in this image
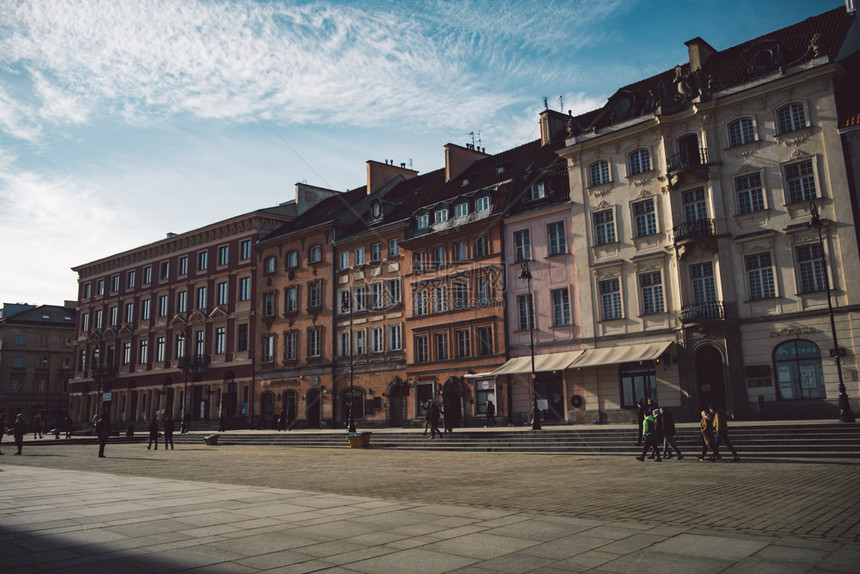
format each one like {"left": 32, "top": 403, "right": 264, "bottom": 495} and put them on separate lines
{"left": 341, "top": 291, "right": 357, "bottom": 433}
{"left": 518, "top": 260, "right": 541, "bottom": 430}
{"left": 41, "top": 353, "right": 50, "bottom": 424}
{"left": 178, "top": 328, "right": 190, "bottom": 433}
{"left": 809, "top": 201, "right": 855, "bottom": 423}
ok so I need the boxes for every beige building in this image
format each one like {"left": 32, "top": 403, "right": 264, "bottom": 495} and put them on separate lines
{"left": 558, "top": 6, "right": 860, "bottom": 422}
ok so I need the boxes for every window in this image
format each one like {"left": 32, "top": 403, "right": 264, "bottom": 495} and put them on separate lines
{"left": 589, "top": 160, "right": 610, "bottom": 186}
{"left": 433, "top": 285, "right": 448, "bottom": 313}
{"left": 475, "top": 235, "right": 489, "bottom": 257}
{"left": 338, "top": 331, "right": 350, "bottom": 357}
{"left": 746, "top": 253, "right": 775, "bottom": 300}
{"left": 529, "top": 182, "right": 546, "bottom": 200}
{"left": 353, "top": 285, "right": 366, "bottom": 312}
{"left": 125, "top": 303, "right": 134, "bottom": 323}
{"left": 156, "top": 337, "right": 165, "bottom": 362}
{"left": 435, "top": 208, "right": 448, "bottom": 224}
{"left": 13, "top": 356, "right": 25, "bottom": 368}
{"left": 797, "top": 244, "right": 826, "bottom": 293}
{"left": 197, "top": 252, "right": 206, "bottom": 271}
{"left": 111, "top": 275, "right": 119, "bottom": 292}
{"left": 386, "top": 279, "right": 401, "bottom": 306}
{"left": 777, "top": 103, "right": 806, "bottom": 134}
{"left": 455, "top": 202, "right": 469, "bottom": 217}
{"left": 413, "top": 251, "right": 425, "bottom": 273}
{"left": 237, "top": 324, "right": 248, "bottom": 352}
{"left": 388, "top": 324, "right": 402, "bottom": 351}
{"left": 620, "top": 362, "right": 657, "bottom": 408}
{"left": 335, "top": 251, "right": 347, "bottom": 270}
{"left": 774, "top": 339, "right": 825, "bottom": 400}
{"left": 287, "top": 251, "right": 298, "bottom": 269}
{"left": 218, "top": 245, "right": 229, "bottom": 265}
{"left": 417, "top": 214, "right": 429, "bottom": 229}
{"left": 143, "top": 266, "right": 152, "bottom": 284}
{"left": 262, "top": 335, "right": 274, "bottom": 362}
{"left": 370, "top": 327, "right": 384, "bottom": 353}
{"left": 83, "top": 282, "right": 92, "bottom": 299}
{"left": 476, "top": 196, "right": 490, "bottom": 212}
{"left": 127, "top": 270, "right": 136, "bottom": 289}
{"left": 517, "top": 294, "right": 533, "bottom": 331}
{"left": 784, "top": 160, "right": 817, "bottom": 204}
{"left": 263, "top": 293, "right": 275, "bottom": 316}
{"left": 371, "top": 283, "right": 383, "bottom": 309}
{"left": 414, "top": 290, "right": 428, "bottom": 316}
{"left": 453, "top": 281, "right": 468, "bottom": 310}
{"left": 308, "top": 244, "right": 321, "bottom": 263}
{"left": 139, "top": 339, "right": 148, "bottom": 364}
{"left": 547, "top": 222, "right": 566, "bottom": 256}
{"left": 736, "top": 173, "right": 764, "bottom": 214}
{"left": 388, "top": 238, "right": 399, "bottom": 257}
{"left": 308, "top": 328, "right": 321, "bottom": 357}
{"left": 370, "top": 242, "right": 381, "bottom": 262}
{"left": 477, "top": 326, "right": 493, "bottom": 355}
{"left": 264, "top": 256, "right": 276, "bottom": 274}
{"left": 354, "top": 330, "right": 366, "bottom": 355}
{"left": 683, "top": 188, "right": 708, "bottom": 221}
{"left": 514, "top": 229, "right": 531, "bottom": 261}
{"left": 122, "top": 342, "right": 131, "bottom": 366}
{"left": 82, "top": 312, "right": 90, "bottom": 331}
{"left": 633, "top": 200, "right": 656, "bottom": 237}
{"left": 640, "top": 272, "right": 664, "bottom": 315}
{"left": 308, "top": 281, "right": 322, "bottom": 308}
{"left": 97, "top": 278, "right": 105, "bottom": 294}
{"left": 196, "top": 286, "right": 207, "bottom": 309}
{"left": 285, "top": 285, "right": 298, "bottom": 313}
{"left": 415, "top": 335, "right": 429, "bottom": 363}
{"left": 215, "top": 327, "right": 226, "bottom": 354}
{"left": 600, "top": 278, "right": 622, "bottom": 320}
{"left": 593, "top": 210, "right": 616, "bottom": 245}
{"left": 284, "top": 331, "right": 297, "bottom": 360}
{"left": 628, "top": 149, "right": 651, "bottom": 175}
{"left": 477, "top": 276, "right": 491, "bottom": 306}
{"left": 95, "top": 309, "right": 103, "bottom": 328}
{"left": 453, "top": 240, "right": 467, "bottom": 262}
{"left": 690, "top": 263, "right": 717, "bottom": 303}
{"left": 240, "top": 239, "right": 251, "bottom": 260}
{"left": 110, "top": 306, "right": 118, "bottom": 325}
{"left": 728, "top": 118, "right": 756, "bottom": 146}
{"left": 456, "top": 330, "right": 470, "bottom": 358}
{"left": 158, "top": 296, "right": 168, "bottom": 317}
{"left": 355, "top": 247, "right": 365, "bottom": 266}
{"left": 432, "top": 246, "right": 446, "bottom": 268}
{"left": 195, "top": 330, "right": 205, "bottom": 356}
{"left": 239, "top": 277, "right": 251, "bottom": 301}
{"left": 217, "top": 282, "right": 228, "bottom": 305}
{"left": 551, "top": 288, "right": 571, "bottom": 326}
{"left": 434, "top": 332, "right": 449, "bottom": 360}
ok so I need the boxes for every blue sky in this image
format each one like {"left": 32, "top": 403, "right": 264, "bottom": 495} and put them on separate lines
{"left": 0, "top": 0, "right": 843, "bottom": 306}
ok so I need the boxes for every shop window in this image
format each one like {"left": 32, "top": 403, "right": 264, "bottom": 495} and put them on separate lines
{"left": 774, "top": 340, "right": 825, "bottom": 400}
{"left": 620, "top": 362, "right": 657, "bottom": 408}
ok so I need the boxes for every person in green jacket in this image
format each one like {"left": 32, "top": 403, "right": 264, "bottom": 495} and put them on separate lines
{"left": 635, "top": 410, "right": 663, "bottom": 462}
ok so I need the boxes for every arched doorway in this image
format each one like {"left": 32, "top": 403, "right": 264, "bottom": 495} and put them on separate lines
{"left": 442, "top": 377, "right": 464, "bottom": 430}
{"left": 695, "top": 345, "right": 725, "bottom": 410}
{"left": 306, "top": 389, "right": 321, "bottom": 429}
{"left": 260, "top": 391, "right": 275, "bottom": 429}
{"left": 282, "top": 390, "right": 298, "bottom": 429}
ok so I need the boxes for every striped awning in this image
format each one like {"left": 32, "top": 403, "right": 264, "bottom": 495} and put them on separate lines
{"left": 569, "top": 340, "right": 674, "bottom": 369}
{"left": 490, "top": 350, "right": 584, "bottom": 376}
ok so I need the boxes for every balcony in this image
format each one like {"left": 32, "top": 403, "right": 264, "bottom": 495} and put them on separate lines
{"left": 665, "top": 147, "right": 712, "bottom": 190}
{"left": 91, "top": 363, "right": 117, "bottom": 380}
{"left": 178, "top": 354, "right": 210, "bottom": 373}
{"left": 673, "top": 219, "right": 717, "bottom": 244}
{"left": 679, "top": 301, "right": 725, "bottom": 325}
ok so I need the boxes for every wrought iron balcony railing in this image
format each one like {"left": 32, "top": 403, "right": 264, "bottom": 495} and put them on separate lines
{"left": 673, "top": 219, "right": 717, "bottom": 243}
{"left": 666, "top": 147, "right": 709, "bottom": 173}
{"left": 679, "top": 301, "right": 725, "bottom": 324}
{"left": 178, "top": 354, "right": 211, "bottom": 372}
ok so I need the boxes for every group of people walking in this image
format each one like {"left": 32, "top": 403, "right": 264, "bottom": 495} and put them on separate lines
{"left": 1, "top": 413, "right": 76, "bottom": 456}
{"left": 634, "top": 401, "right": 739, "bottom": 463}
{"left": 147, "top": 417, "right": 176, "bottom": 450}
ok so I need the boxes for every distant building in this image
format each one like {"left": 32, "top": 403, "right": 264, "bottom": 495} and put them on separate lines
{"left": 0, "top": 302, "right": 76, "bottom": 425}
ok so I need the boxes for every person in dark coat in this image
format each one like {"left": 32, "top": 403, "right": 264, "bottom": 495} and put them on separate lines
{"left": 96, "top": 415, "right": 110, "bottom": 458}
{"left": 485, "top": 399, "right": 497, "bottom": 427}
{"left": 710, "top": 406, "right": 740, "bottom": 462}
{"left": 427, "top": 400, "right": 442, "bottom": 439}
{"left": 635, "top": 410, "right": 662, "bottom": 461}
{"left": 635, "top": 400, "right": 646, "bottom": 446}
{"left": 13, "top": 414, "right": 26, "bottom": 455}
{"left": 64, "top": 414, "right": 73, "bottom": 438}
{"left": 647, "top": 409, "right": 664, "bottom": 459}
{"left": 33, "top": 414, "right": 43, "bottom": 439}
{"left": 697, "top": 409, "right": 716, "bottom": 462}
{"left": 147, "top": 419, "right": 159, "bottom": 450}
{"left": 659, "top": 407, "right": 683, "bottom": 460}
{"left": 53, "top": 415, "right": 62, "bottom": 439}
{"left": 163, "top": 417, "right": 175, "bottom": 450}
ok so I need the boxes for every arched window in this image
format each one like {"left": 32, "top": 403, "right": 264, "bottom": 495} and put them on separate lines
{"left": 728, "top": 118, "right": 756, "bottom": 146}
{"left": 264, "top": 256, "right": 276, "bottom": 274}
{"left": 774, "top": 339, "right": 825, "bottom": 400}
{"left": 777, "top": 103, "right": 806, "bottom": 134}
{"left": 628, "top": 149, "right": 651, "bottom": 176}
{"left": 589, "top": 160, "right": 610, "bottom": 186}
{"left": 620, "top": 362, "right": 657, "bottom": 408}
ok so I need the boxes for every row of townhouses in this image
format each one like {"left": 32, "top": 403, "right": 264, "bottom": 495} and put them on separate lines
{"left": 55, "top": 6, "right": 860, "bottom": 429}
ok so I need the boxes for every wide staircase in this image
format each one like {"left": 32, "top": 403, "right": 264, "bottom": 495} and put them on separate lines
{"left": 167, "top": 422, "right": 860, "bottom": 460}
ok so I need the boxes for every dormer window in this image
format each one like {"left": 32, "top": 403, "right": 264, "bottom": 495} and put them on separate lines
{"left": 435, "top": 208, "right": 449, "bottom": 224}
{"left": 455, "top": 202, "right": 469, "bottom": 218}
{"left": 496, "top": 166, "right": 505, "bottom": 174}
{"left": 476, "top": 196, "right": 490, "bottom": 212}
{"left": 529, "top": 182, "right": 546, "bottom": 201}
{"left": 371, "top": 201, "right": 382, "bottom": 220}
{"left": 461, "top": 178, "right": 470, "bottom": 187}
{"left": 417, "top": 214, "right": 429, "bottom": 229}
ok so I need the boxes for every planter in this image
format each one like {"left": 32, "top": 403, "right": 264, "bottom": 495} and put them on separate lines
{"left": 347, "top": 431, "right": 372, "bottom": 448}
{"left": 203, "top": 434, "right": 220, "bottom": 446}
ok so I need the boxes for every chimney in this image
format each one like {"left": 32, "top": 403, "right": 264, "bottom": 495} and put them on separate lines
{"left": 295, "top": 183, "right": 341, "bottom": 215}
{"left": 539, "top": 109, "right": 570, "bottom": 146}
{"left": 685, "top": 37, "right": 717, "bottom": 72}
{"left": 366, "top": 160, "right": 417, "bottom": 195}
{"left": 444, "top": 143, "right": 488, "bottom": 183}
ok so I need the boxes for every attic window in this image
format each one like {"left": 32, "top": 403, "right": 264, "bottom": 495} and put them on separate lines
{"left": 417, "top": 214, "right": 429, "bottom": 229}
{"left": 476, "top": 196, "right": 490, "bottom": 212}
{"left": 455, "top": 202, "right": 469, "bottom": 218}
{"left": 529, "top": 182, "right": 546, "bottom": 201}
{"left": 435, "top": 208, "right": 449, "bottom": 224}
{"left": 461, "top": 178, "right": 470, "bottom": 186}
{"left": 496, "top": 166, "right": 505, "bottom": 174}
{"left": 371, "top": 201, "right": 382, "bottom": 219}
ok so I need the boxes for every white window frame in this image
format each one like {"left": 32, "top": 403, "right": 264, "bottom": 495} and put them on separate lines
{"left": 517, "top": 294, "right": 533, "bottom": 331}
{"left": 455, "top": 202, "right": 469, "bottom": 218}
{"left": 746, "top": 252, "right": 776, "bottom": 300}
{"left": 435, "top": 208, "right": 449, "bottom": 224}
{"left": 417, "top": 214, "right": 429, "bottom": 229}
{"left": 547, "top": 221, "right": 566, "bottom": 256}
{"left": 475, "top": 196, "right": 490, "bottom": 212}
{"left": 628, "top": 148, "right": 651, "bottom": 176}
{"left": 551, "top": 288, "right": 571, "bottom": 326}
{"left": 529, "top": 182, "right": 546, "bottom": 200}
{"left": 639, "top": 271, "right": 665, "bottom": 315}
{"left": 589, "top": 160, "right": 610, "bottom": 186}
{"left": 632, "top": 199, "right": 657, "bottom": 238}
{"left": 796, "top": 244, "right": 826, "bottom": 294}
{"left": 783, "top": 159, "right": 818, "bottom": 205}
{"left": 284, "top": 331, "right": 297, "bottom": 361}
{"left": 735, "top": 173, "right": 765, "bottom": 214}
{"left": 728, "top": 117, "right": 756, "bottom": 147}
{"left": 514, "top": 229, "right": 531, "bottom": 261}
{"left": 388, "top": 324, "right": 402, "bottom": 351}
{"left": 308, "top": 244, "right": 322, "bottom": 263}
{"left": 593, "top": 209, "right": 616, "bottom": 245}
{"left": 776, "top": 102, "right": 807, "bottom": 134}
{"left": 600, "top": 278, "right": 623, "bottom": 321}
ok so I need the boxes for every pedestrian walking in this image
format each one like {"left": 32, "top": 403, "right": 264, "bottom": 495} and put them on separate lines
{"left": 0, "top": 413, "right": 6, "bottom": 455}
{"left": 710, "top": 406, "right": 740, "bottom": 462}
{"left": 485, "top": 399, "right": 497, "bottom": 427}
{"left": 13, "top": 414, "right": 26, "bottom": 455}
{"left": 634, "top": 400, "right": 646, "bottom": 446}
{"left": 96, "top": 415, "right": 110, "bottom": 458}
{"left": 163, "top": 417, "right": 175, "bottom": 450}
{"left": 698, "top": 409, "right": 716, "bottom": 462}
{"left": 635, "top": 409, "right": 662, "bottom": 461}
{"left": 218, "top": 412, "right": 226, "bottom": 432}
{"left": 648, "top": 409, "right": 664, "bottom": 458}
{"left": 33, "top": 414, "right": 43, "bottom": 439}
{"left": 147, "top": 419, "right": 159, "bottom": 450}
{"left": 64, "top": 414, "right": 73, "bottom": 438}
{"left": 427, "top": 400, "right": 442, "bottom": 439}
{"left": 659, "top": 408, "right": 683, "bottom": 460}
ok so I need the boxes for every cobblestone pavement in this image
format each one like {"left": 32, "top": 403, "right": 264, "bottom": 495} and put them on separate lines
{"left": 4, "top": 440, "right": 860, "bottom": 543}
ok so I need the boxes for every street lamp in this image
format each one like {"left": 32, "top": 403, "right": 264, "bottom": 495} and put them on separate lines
{"left": 809, "top": 201, "right": 855, "bottom": 423}
{"left": 518, "top": 260, "right": 541, "bottom": 430}
{"left": 341, "top": 291, "right": 357, "bottom": 433}
{"left": 41, "top": 353, "right": 50, "bottom": 426}
{"left": 178, "top": 328, "right": 190, "bottom": 433}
